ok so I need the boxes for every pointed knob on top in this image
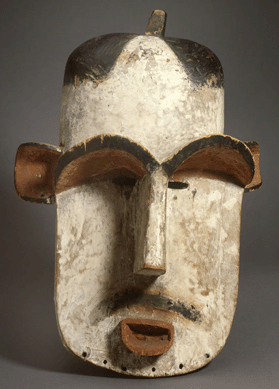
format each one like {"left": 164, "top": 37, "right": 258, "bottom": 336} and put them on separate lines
{"left": 145, "top": 10, "right": 167, "bottom": 37}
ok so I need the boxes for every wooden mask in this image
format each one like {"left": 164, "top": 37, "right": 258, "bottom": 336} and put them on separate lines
{"left": 15, "top": 10, "right": 261, "bottom": 377}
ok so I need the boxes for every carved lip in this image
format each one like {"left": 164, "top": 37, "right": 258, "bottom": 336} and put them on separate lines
{"left": 121, "top": 318, "right": 174, "bottom": 356}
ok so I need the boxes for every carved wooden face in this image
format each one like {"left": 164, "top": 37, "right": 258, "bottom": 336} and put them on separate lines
{"left": 52, "top": 135, "right": 256, "bottom": 376}
{"left": 14, "top": 133, "right": 260, "bottom": 378}
{"left": 14, "top": 19, "right": 261, "bottom": 376}
{"left": 55, "top": 173, "right": 243, "bottom": 376}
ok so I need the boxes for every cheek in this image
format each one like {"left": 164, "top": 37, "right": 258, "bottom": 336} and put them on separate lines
{"left": 164, "top": 179, "right": 243, "bottom": 311}
{"left": 164, "top": 185, "right": 221, "bottom": 303}
{"left": 56, "top": 183, "right": 131, "bottom": 315}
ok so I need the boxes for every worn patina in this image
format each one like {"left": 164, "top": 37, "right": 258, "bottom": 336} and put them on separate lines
{"left": 14, "top": 10, "right": 261, "bottom": 377}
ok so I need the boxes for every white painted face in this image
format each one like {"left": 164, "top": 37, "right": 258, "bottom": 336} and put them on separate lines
{"left": 52, "top": 24, "right": 257, "bottom": 378}
{"left": 55, "top": 165, "right": 244, "bottom": 376}
{"left": 60, "top": 36, "right": 225, "bottom": 159}
{"left": 14, "top": 11, "right": 261, "bottom": 378}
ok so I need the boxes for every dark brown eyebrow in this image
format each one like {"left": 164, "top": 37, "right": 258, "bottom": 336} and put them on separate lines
{"left": 15, "top": 134, "right": 260, "bottom": 204}
{"left": 162, "top": 135, "right": 256, "bottom": 188}
{"left": 55, "top": 135, "right": 160, "bottom": 192}
{"left": 56, "top": 134, "right": 259, "bottom": 190}
{"left": 56, "top": 134, "right": 160, "bottom": 181}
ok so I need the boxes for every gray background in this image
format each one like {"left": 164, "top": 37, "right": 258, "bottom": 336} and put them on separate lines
{"left": 1, "top": 0, "right": 278, "bottom": 388}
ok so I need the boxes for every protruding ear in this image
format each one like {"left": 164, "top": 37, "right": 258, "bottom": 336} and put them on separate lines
{"left": 244, "top": 141, "right": 262, "bottom": 192}
{"left": 15, "top": 143, "right": 62, "bottom": 204}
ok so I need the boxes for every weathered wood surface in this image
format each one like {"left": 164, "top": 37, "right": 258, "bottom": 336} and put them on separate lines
{"left": 56, "top": 175, "right": 244, "bottom": 376}
{"left": 59, "top": 33, "right": 224, "bottom": 162}
{"left": 14, "top": 9, "right": 262, "bottom": 377}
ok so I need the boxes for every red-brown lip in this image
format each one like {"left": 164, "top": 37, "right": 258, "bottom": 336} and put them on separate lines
{"left": 121, "top": 318, "right": 174, "bottom": 356}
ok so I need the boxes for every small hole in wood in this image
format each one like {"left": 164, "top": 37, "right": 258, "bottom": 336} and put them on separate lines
{"left": 152, "top": 367, "right": 156, "bottom": 372}
{"left": 82, "top": 351, "right": 87, "bottom": 358}
{"left": 122, "top": 366, "right": 127, "bottom": 371}
{"left": 179, "top": 363, "right": 184, "bottom": 369}
{"left": 205, "top": 353, "right": 210, "bottom": 358}
{"left": 40, "top": 193, "right": 45, "bottom": 197}
{"left": 103, "top": 359, "right": 107, "bottom": 364}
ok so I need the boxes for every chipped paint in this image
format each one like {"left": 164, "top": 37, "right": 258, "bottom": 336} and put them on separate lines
{"left": 14, "top": 9, "right": 261, "bottom": 378}
{"left": 55, "top": 176, "right": 244, "bottom": 377}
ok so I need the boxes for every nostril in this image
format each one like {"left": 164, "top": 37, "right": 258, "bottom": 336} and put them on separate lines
{"left": 112, "top": 176, "right": 137, "bottom": 187}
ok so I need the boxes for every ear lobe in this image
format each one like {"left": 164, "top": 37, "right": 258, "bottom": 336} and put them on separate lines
{"left": 244, "top": 141, "right": 262, "bottom": 192}
{"left": 15, "top": 143, "right": 61, "bottom": 204}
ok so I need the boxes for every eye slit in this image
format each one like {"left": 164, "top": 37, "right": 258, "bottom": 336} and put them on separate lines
{"left": 168, "top": 180, "right": 189, "bottom": 190}
{"left": 112, "top": 176, "right": 137, "bottom": 187}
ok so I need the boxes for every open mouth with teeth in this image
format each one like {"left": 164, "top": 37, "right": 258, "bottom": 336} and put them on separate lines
{"left": 121, "top": 318, "right": 174, "bottom": 356}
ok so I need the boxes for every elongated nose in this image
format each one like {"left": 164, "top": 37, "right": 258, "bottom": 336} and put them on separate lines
{"left": 133, "top": 167, "right": 168, "bottom": 276}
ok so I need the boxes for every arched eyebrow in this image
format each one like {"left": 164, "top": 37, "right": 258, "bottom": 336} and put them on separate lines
{"left": 15, "top": 134, "right": 261, "bottom": 204}
{"left": 162, "top": 135, "right": 260, "bottom": 189}
{"left": 55, "top": 135, "right": 160, "bottom": 193}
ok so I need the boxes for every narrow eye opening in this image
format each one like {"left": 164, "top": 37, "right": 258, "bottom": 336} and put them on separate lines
{"left": 112, "top": 174, "right": 139, "bottom": 199}
{"left": 112, "top": 176, "right": 138, "bottom": 187}
{"left": 168, "top": 180, "right": 189, "bottom": 190}
{"left": 56, "top": 148, "right": 147, "bottom": 195}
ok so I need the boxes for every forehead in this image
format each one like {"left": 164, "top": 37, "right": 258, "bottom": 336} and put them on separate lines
{"left": 60, "top": 35, "right": 224, "bottom": 162}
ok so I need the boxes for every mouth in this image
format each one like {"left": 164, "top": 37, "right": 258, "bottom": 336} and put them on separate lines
{"left": 121, "top": 318, "right": 174, "bottom": 356}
